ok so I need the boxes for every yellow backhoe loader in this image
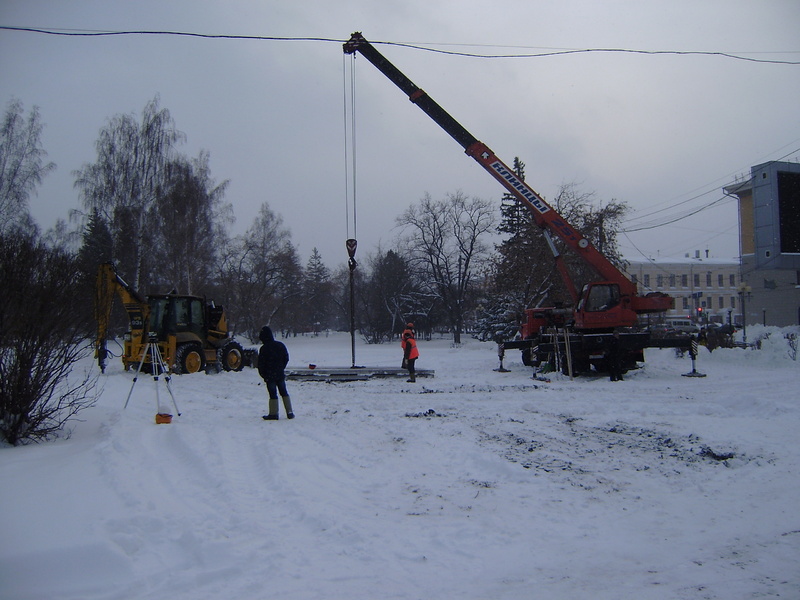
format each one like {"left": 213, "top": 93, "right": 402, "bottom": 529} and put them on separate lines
{"left": 94, "top": 262, "right": 252, "bottom": 374}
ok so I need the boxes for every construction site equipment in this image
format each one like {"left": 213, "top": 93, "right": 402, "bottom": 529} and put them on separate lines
{"left": 343, "top": 32, "right": 692, "bottom": 376}
{"left": 94, "top": 262, "right": 254, "bottom": 374}
{"left": 123, "top": 332, "right": 182, "bottom": 422}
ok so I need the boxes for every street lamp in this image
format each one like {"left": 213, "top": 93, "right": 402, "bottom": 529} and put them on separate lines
{"left": 737, "top": 283, "right": 752, "bottom": 343}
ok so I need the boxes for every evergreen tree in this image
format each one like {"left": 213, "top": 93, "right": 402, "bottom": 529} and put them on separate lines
{"left": 360, "top": 249, "right": 420, "bottom": 343}
{"left": 301, "top": 248, "right": 334, "bottom": 333}
{"left": 75, "top": 208, "right": 114, "bottom": 335}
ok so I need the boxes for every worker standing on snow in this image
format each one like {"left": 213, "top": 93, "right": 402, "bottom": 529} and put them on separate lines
{"left": 607, "top": 330, "right": 625, "bottom": 382}
{"left": 401, "top": 323, "right": 419, "bottom": 383}
{"left": 258, "top": 326, "right": 294, "bottom": 420}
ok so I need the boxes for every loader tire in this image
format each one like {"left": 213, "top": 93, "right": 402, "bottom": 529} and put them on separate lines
{"left": 175, "top": 343, "right": 205, "bottom": 374}
{"left": 219, "top": 340, "right": 245, "bottom": 372}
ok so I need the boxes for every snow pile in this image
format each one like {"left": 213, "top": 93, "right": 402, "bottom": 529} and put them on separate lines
{"left": 1, "top": 333, "right": 798, "bottom": 599}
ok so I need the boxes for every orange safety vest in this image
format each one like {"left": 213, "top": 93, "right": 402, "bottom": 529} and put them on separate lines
{"left": 401, "top": 335, "right": 419, "bottom": 360}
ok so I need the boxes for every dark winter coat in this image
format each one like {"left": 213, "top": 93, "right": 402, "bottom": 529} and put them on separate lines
{"left": 257, "top": 326, "right": 289, "bottom": 382}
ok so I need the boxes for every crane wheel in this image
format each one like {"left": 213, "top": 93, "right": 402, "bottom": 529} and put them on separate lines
{"left": 219, "top": 340, "right": 245, "bottom": 372}
{"left": 175, "top": 343, "right": 205, "bottom": 374}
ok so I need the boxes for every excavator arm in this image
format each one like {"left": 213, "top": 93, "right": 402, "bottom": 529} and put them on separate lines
{"left": 94, "top": 262, "right": 149, "bottom": 372}
{"left": 343, "top": 32, "right": 650, "bottom": 304}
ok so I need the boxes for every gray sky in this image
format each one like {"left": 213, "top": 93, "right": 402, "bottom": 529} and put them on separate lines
{"left": 2, "top": 0, "right": 799, "bottom": 269}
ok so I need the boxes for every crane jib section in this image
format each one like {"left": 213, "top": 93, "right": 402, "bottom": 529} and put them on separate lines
{"left": 487, "top": 160, "right": 550, "bottom": 215}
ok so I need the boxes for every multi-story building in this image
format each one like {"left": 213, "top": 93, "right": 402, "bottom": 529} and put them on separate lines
{"left": 724, "top": 161, "right": 800, "bottom": 327}
{"left": 625, "top": 253, "right": 740, "bottom": 325}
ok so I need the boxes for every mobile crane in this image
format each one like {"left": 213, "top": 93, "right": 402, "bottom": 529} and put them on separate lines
{"left": 94, "top": 262, "right": 251, "bottom": 375}
{"left": 344, "top": 32, "right": 689, "bottom": 375}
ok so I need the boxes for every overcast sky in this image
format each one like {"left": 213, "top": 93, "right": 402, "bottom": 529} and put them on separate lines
{"left": 2, "top": 0, "right": 799, "bottom": 269}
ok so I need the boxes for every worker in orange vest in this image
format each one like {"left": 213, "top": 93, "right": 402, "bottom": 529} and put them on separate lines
{"left": 401, "top": 323, "right": 419, "bottom": 382}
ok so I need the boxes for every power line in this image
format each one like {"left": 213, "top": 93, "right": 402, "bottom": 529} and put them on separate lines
{"left": 0, "top": 26, "right": 342, "bottom": 44}
{"left": 2, "top": 25, "right": 799, "bottom": 65}
{"left": 382, "top": 39, "right": 800, "bottom": 65}
{"left": 622, "top": 195, "right": 733, "bottom": 232}
{"left": 623, "top": 144, "right": 800, "bottom": 231}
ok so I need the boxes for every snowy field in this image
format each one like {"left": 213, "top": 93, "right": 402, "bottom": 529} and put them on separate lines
{"left": 1, "top": 327, "right": 799, "bottom": 600}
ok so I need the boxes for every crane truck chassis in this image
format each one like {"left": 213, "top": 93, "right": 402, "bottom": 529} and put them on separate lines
{"left": 94, "top": 262, "right": 255, "bottom": 375}
{"left": 343, "top": 32, "right": 694, "bottom": 376}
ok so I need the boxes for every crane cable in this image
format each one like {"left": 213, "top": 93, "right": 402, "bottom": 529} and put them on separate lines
{"left": 342, "top": 53, "right": 358, "bottom": 243}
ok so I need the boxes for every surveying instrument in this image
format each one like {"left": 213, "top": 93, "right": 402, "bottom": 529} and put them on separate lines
{"left": 124, "top": 332, "right": 181, "bottom": 423}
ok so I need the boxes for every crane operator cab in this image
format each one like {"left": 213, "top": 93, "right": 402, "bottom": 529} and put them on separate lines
{"left": 575, "top": 282, "right": 637, "bottom": 330}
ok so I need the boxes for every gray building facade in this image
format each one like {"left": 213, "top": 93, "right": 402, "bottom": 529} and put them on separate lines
{"left": 724, "top": 161, "right": 800, "bottom": 327}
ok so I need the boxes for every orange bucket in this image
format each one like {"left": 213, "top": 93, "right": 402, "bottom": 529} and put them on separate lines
{"left": 155, "top": 413, "right": 173, "bottom": 424}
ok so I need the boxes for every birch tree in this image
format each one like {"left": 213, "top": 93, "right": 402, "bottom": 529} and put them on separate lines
{"left": 0, "top": 99, "right": 55, "bottom": 234}
{"left": 74, "top": 96, "right": 184, "bottom": 289}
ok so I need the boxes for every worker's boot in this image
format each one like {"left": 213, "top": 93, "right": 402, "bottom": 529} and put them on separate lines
{"left": 282, "top": 395, "right": 294, "bottom": 419}
{"left": 407, "top": 373, "right": 416, "bottom": 383}
{"left": 263, "top": 397, "right": 279, "bottom": 420}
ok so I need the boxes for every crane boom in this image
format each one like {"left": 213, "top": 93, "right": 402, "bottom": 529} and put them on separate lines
{"left": 343, "top": 32, "right": 643, "bottom": 298}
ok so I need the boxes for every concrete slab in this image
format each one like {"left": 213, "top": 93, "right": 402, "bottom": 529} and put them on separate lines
{"left": 286, "top": 367, "right": 435, "bottom": 381}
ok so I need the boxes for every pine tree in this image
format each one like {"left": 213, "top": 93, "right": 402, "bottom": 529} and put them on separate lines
{"left": 302, "top": 248, "right": 334, "bottom": 333}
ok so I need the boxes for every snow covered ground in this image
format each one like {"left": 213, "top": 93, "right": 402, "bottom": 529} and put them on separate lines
{"left": 1, "top": 327, "right": 798, "bottom": 600}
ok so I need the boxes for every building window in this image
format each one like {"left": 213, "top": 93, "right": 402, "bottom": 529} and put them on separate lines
{"left": 718, "top": 274, "right": 724, "bottom": 287}
{"left": 682, "top": 274, "right": 688, "bottom": 287}
{"left": 631, "top": 274, "right": 638, "bottom": 285}
{"left": 682, "top": 296, "right": 689, "bottom": 309}
{"left": 656, "top": 274, "right": 663, "bottom": 288}
{"left": 730, "top": 274, "right": 736, "bottom": 286}
{"left": 706, "top": 272, "right": 712, "bottom": 287}
{"left": 718, "top": 296, "right": 724, "bottom": 309}
{"left": 694, "top": 273, "right": 700, "bottom": 287}
{"left": 669, "top": 274, "right": 676, "bottom": 287}
{"left": 731, "top": 296, "right": 736, "bottom": 309}
{"left": 644, "top": 274, "right": 650, "bottom": 287}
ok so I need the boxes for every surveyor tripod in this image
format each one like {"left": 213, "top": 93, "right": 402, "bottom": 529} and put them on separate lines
{"left": 124, "top": 333, "right": 181, "bottom": 421}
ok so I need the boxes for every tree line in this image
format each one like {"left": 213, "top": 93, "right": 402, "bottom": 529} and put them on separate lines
{"left": 1, "top": 96, "right": 626, "bottom": 443}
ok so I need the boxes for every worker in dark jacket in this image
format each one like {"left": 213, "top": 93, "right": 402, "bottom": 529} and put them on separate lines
{"left": 258, "top": 326, "right": 294, "bottom": 420}
{"left": 607, "top": 330, "right": 625, "bottom": 382}
{"left": 401, "top": 323, "right": 419, "bottom": 383}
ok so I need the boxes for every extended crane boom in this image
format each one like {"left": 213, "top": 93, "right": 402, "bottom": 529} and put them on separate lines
{"left": 344, "top": 32, "right": 665, "bottom": 306}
